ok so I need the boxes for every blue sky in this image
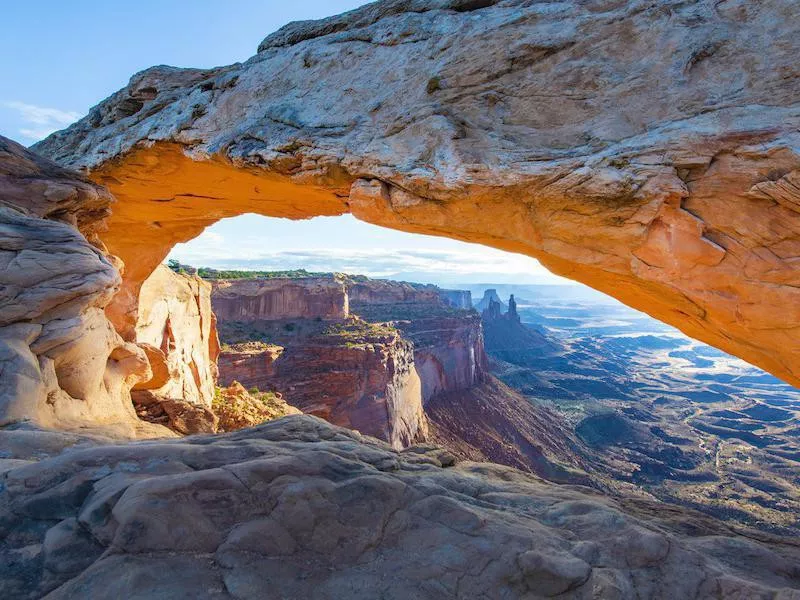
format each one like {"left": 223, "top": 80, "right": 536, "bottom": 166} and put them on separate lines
{"left": 1, "top": 1, "right": 570, "bottom": 286}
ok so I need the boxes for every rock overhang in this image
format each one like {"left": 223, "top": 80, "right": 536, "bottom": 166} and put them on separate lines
{"left": 28, "top": 0, "right": 800, "bottom": 387}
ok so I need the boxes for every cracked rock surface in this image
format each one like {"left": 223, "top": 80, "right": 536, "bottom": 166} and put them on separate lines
{"left": 1, "top": 415, "right": 799, "bottom": 599}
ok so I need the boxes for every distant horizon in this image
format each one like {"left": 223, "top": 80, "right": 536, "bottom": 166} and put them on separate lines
{"left": 167, "top": 214, "right": 579, "bottom": 288}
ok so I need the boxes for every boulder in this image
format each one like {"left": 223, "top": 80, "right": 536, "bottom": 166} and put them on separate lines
{"left": 211, "top": 381, "right": 300, "bottom": 432}
{"left": 132, "top": 390, "right": 218, "bottom": 434}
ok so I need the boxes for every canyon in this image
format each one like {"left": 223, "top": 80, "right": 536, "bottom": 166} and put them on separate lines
{"left": 214, "top": 275, "right": 486, "bottom": 450}
{"left": 1, "top": 0, "right": 800, "bottom": 596}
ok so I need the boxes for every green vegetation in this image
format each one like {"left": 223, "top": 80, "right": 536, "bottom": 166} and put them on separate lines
{"left": 322, "top": 317, "right": 398, "bottom": 342}
{"left": 212, "top": 384, "right": 293, "bottom": 432}
{"left": 167, "top": 260, "right": 333, "bottom": 280}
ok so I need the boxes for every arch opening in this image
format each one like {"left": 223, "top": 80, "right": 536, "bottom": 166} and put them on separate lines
{"left": 132, "top": 211, "right": 800, "bottom": 530}
{"left": 89, "top": 142, "right": 800, "bottom": 392}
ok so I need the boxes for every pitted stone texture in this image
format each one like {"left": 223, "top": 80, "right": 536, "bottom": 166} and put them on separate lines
{"left": 1, "top": 416, "right": 798, "bottom": 599}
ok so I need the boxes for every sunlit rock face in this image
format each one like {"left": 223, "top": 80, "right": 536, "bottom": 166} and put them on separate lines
{"left": 347, "top": 279, "right": 487, "bottom": 402}
{"left": 33, "top": 0, "right": 800, "bottom": 386}
{"left": 0, "top": 137, "right": 160, "bottom": 435}
{"left": 218, "top": 330, "right": 427, "bottom": 450}
{"left": 212, "top": 277, "right": 349, "bottom": 322}
{"left": 348, "top": 280, "right": 441, "bottom": 305}
{"left": 438, "top": 289, "right": 472, "bottom": 309}
{"left": 134, "top": 265, "right": 219, "bottom": 407}
{"left": 395, "top": 314, "right": 487, "bottom": 404}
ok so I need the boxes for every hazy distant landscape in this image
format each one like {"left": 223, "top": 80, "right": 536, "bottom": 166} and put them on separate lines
{"left": 469, "top": 283, "right": 800, "bottom": 534}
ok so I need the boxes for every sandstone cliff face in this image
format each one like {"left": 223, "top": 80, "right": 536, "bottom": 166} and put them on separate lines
{"left": 134, "top": 265, "right": 219, "bottom": 407}
{"left": 438, "top": 289, "right": 472, "bottom": 309}
{"left": 33, "top": 0, "right": 800, "bottom": 388}
{"left": 218, "top": 328, "right": 427, "bottom": 450}
{"left": 347, "top": 280, "right": 487, "bottom": 402}
{"left": 212, "top": 277, "right": 348, "bottom": 321}
{"left": 3, "top": 415, "right": 800, "bottom": 599}
{"left": 217, "top": 343, "right": 283, "bottom": 392}
{"left": 348, "top": 279, "right": 441, "bottom": 305}
{"left": 396, "top": 314, "right": 487, "bottom": 404}
{"left": 0, "top": 137, "right": 160, "bottom": 435}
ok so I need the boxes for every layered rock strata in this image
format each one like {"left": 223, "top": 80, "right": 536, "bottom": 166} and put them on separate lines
{"left": 218, "top": 321, "right": 427, "bottom": 449}
{"left": 2, "top": 415, "right": 800, "bottom": 599}
{"left": 212, "top": 277, "right": 348, "bottom": 322}
{"left": 389, "top": 313, "right": 487, "bottom": 404}
{"left": 0, "top": 137, "right": 160, "bottom": 435}
{"left": 33, "top": 0, "right": 800, "bottom": 388}
{"left": 348, "top": 279, "right": 441, "bottom": 305}
{"left": 438, "top": 289, "right": 472, "bottom": 309}
{"left": 215, "top": 277, "right": 487, "bottom": 447}
{"left": 347, "top": 279, "right": 487, "bottom": 402}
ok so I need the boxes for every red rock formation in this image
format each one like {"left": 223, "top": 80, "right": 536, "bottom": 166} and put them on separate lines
{"left": 32, "top": 0, "right": 800, "bottom": 389}
{"left": 217, "top": 343, "right": 283, "bottom": 392}
{"left": 218, "top": 321, "right": 427, "bottom": 449}
{"left": 346, "top": 279, "right": 488, "bottom": 402}
{"left": 348, "top": 280, "right": 441, "bottom": 305}
{"left": 212, "top": 277, "right": 348, "bottom": 322}
{"left": 427, "top": 376, "right": 590, "bottom": 484}
{"left": 395, "top": 314, "right": 488, "bottom": 404}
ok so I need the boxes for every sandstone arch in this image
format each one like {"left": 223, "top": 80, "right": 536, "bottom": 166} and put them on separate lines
{"left": 32, "top": 0, "right": 800, "bottom": 389}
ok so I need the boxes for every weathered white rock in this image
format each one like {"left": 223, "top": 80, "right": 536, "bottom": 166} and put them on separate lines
{"left": 135, "top": 265, "right": 219, "bottom": 407}
{"left": 0, "top": 137, "right": 170, "bottom": 436}
{"left": 0, "top": 206, "right": 150, "bottom": 430}
{"left": 1, "top": 415, "right": 798, "bottom": 599}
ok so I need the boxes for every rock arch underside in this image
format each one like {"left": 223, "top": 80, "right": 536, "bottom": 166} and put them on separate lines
{"left": 31, "top": 0, "right": 800, "bottom": 390}
{"left": 0, "top": 0, "right": 797, "bottom": 431}
{"left": 4, "top": 1, "right": 800, "bottom": 597}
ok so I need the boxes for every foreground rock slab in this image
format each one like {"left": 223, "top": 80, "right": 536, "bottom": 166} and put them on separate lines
{"left": 1, "top": 416, "right": 798, "bottom": 599}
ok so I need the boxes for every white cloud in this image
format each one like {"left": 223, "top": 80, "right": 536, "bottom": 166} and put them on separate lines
{"left": 4, "top": 101, "right": 82, "bottom": 142}
{"left": 169, "top": 243, "right": 573, "bottom": 285}
{"left": 166, "top": 214, "right": 576, "bottom": 286}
